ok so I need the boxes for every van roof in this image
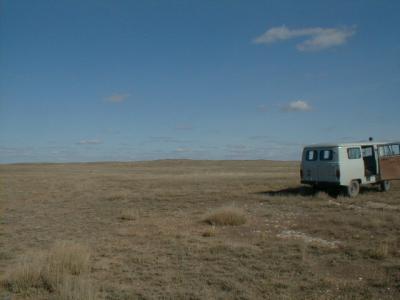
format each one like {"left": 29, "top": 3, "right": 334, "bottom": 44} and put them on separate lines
{"left": 304, "top": 141, "right": 398, "bottom": 148}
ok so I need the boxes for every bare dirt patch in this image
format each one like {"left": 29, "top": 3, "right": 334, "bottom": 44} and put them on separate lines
{"left": 277, "top": 229, "right": 340, "bottom": 248}
{"left": 365, "top": 201, "right": 400, "bottom": 211}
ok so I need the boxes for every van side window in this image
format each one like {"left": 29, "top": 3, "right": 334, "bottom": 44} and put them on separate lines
{"left": 320, "top": 150, "right": 333, "bottom": 161}
{"left": 348, "top": 148, "right": 361, "bottom": 159}
{"left": 362, "top": 147, "right": 373, "bottom": 157}
{"left": 306, "top": 150, "right": 318, "bottom": 161}
{"left": 392, "top": 144, "right": 400, "bottom": 155}
{"left": 379, "top": 145, "right": 394, "bottom": 157}
{"left": 379, "top": 144, "right": 400, "bottom": 157}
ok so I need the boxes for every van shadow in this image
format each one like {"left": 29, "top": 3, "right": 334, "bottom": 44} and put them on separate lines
{"left": 359, "top": 185, "right": 381, "bottom": 195}
{"left": 256, "top": 186, "right": 340, "bottom": 198}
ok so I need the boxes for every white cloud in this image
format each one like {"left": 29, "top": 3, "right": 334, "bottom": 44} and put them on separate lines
{"left": 77, "top": 139, "right": 102, "bottom": 145}
{"left": 175, "top": 147, "right": 191, "bottom": 153}
{"left": 105, "top": 93, "right": 130, "bottom": 103}
{"left": 283, "top": 100, "right": 312, "bottom": 112}
{"left": 253, "top": 25, "right": 356, "bottom": 51}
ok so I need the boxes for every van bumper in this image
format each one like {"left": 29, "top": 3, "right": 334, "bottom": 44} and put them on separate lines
{"left": 301, "top": 180, "right": 340, "bottom": 186}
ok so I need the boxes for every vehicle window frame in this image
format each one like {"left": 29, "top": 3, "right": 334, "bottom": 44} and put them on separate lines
{"left": 348, "top": 147, "right": 361, "bottom": 159}
{"left": 362, "top": 147, "right": 373, "bottom": 157}
{"left": 378, "top": 144, "right": 400, "bottom": 157}
{"left": 391, "top": 144, "right": 400, "bottom": 155}
{"left": 380, "top": 145, "right": 392, "bottom": 157}
{"left": 305, "top": 150, "right": 318, "bottom": 161}
{"left": 319, "top": 149, "right": 333, "bottom": 161}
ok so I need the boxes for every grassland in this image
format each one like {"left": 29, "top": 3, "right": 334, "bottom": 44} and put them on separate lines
{"left": 0, "top": 160, "right": 399, "bottom": 299}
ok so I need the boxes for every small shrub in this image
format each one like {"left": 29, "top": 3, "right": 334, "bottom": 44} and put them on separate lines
{"left": 119, "top": 209, "right": 138, "bottom": 221}
{"left": 202, "top": 227, "right": 216, "bottom": 237}
{"left": 203, "top": 206, "right": 247, "bottom": 226}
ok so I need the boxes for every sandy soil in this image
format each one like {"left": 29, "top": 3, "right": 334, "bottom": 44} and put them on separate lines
{"left": 1, "top": 160, "right": 399, "bottom": 299}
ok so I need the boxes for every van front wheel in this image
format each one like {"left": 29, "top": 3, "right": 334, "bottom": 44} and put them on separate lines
{"left": 346, "top": 180, "right": 360, "bottom": 197}
{"left": 380, "top": 180, "right": 391, "bottom": 192}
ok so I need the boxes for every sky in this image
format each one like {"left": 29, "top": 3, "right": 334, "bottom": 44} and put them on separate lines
{"left": 1, "top": 0, "right": 399, "bottom": 163}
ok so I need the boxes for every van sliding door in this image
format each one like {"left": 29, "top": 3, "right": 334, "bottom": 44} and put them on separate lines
{"left": 378, "top": 144, "right": 400, "bottom": 180}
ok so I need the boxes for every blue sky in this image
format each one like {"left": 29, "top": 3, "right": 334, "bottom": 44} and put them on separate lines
{"left": 1, "top": 0, "right": 399, "bottom": 163}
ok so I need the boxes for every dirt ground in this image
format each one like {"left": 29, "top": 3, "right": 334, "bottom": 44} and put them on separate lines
{"left": 1, "top": 160, "right": 399, "bottom": 299}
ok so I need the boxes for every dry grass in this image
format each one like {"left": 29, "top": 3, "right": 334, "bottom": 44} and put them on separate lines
{"left": 57, "top": 275, "right": 97, "bottom": 300}
{"left": 368, "top": 240, "right": 390, "bottom": 260}
{"left": 48, "top": 241, "right": 91, "bottom": 276}
{"left": 202, "top": 226, "right": 216, "bottom": 237}
{"left": 3, "top": 253, "right": 46, "bottom": 293}
{"left": 106, "top": 191, "right": 129, "bottom": 202}
{"left": 1, "top": 241, "right": 95, "bottom": 299}
{"left": 203, "top": 206, "right": 247, "bottom": 226}
{"left": 0, "top": 160, "right": 399, "bottom": 299}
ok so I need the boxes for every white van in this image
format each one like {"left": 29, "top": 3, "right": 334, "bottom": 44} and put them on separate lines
{"left": 300, "top": 142, "right": 400, "bottom": 197}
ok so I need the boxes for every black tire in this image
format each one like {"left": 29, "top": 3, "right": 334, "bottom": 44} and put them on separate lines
{"left": 346, "top": 180, "right": 360, "bottom": 198}
{"left": 380, "top": 180, "right": 391, "bottom": 192}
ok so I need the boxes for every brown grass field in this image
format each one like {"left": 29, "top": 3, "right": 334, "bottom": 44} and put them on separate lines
{"left": 0, "top": 160, "right": 399, "bottom": 299}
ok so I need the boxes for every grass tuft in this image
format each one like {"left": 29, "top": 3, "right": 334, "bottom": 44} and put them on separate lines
{"left": 203, "top": 206, "right": 247, "bottom": 226}
{"left": 46, "top": 241, "right": 91, "bottom": 279}
{"left": 2, "top": 253, "right": 46, "bottom": 293}
{"left": 106, "top": 191, "right": 129, "bottom": 201}
{"left": 119, "top": 209, "right": 138, "bottom": 221}
{"left": 1, "top": 241, "right": 95, "bottom": 299}
{"left": 202, "top": 226, "right": 216, "bottom": 237}
{"left": 368, "top": 241, "right": 390, "bottom": 260}
{"left": 58, "top": 275, "right": 97, "bottom": 300}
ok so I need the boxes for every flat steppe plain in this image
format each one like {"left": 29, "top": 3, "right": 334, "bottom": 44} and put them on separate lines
{"left": 0, "top": 160, "right": 399, "bottom": 299}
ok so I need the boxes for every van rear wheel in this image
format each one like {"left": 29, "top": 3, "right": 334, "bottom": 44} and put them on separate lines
{"left": 380, "top": 180, "right": 391, "bottom": 192}
{"left": 346, "top": 180, "right": 360, "bottom": 197}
